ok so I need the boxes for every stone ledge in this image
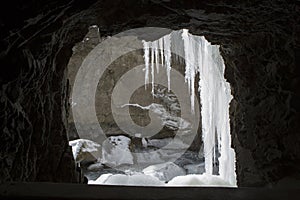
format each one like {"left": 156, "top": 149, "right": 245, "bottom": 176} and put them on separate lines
{"left": 0, "top": 182, "right": 299, "bottom": 200}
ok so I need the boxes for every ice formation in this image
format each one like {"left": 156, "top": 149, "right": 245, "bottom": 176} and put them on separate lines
{"left": 142, "top": 29, "right": 236, "bottom": 186}
{"left": 143, "top": 35, "right": 171, "bottom": 93}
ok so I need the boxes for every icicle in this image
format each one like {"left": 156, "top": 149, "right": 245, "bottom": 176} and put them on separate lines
{"left": 182, "top": 29, "right": 196, "bottom": 113}
{"left": 163, "top": 34, "right": 171, "bottom": 91}
{"left": 197, "top": 36, "right": 236, "bottom": 185}
{"left": 153, "top": 40, "right": 159, "bottom": 73}
{"left": 143, "top": 41, "right": 150, "bottom": 89}
{"left": 150, "top": 43, "right": 155, "bottom": 95}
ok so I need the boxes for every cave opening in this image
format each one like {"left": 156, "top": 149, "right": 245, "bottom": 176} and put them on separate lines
{"left": 1, "top": 1, "right": 299, "bottom": 199}
{"left": 67, "top": 26, "right": 237, "bottom": 187}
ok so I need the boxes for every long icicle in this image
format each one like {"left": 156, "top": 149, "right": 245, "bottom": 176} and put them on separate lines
{"left": 150, "top": 42, "right": 155, "bottom": 95}
{"left": 163, "top": 34, "right": 171, "bottom": 91}
{"left": 143, "top": 41, "right": 150, "bottom": 89}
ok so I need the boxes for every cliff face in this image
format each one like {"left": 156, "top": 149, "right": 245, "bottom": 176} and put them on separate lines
{"left": 0, "top": 0, "right": 299, "bottom": 186}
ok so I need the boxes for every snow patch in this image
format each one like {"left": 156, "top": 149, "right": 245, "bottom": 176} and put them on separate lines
{"left": 167, "top": 174, "right": 234, "bottom": 187}
{"left": 90, "top": 173, "right": 165, "bottom": 186}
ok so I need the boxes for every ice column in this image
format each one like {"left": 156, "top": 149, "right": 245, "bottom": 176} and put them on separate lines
{"left": 163, "top": 34, "right": 171, "bottom": 91}
{"left": 142, "top": 41, "right": 150, "bottom": 88}
{"left": 142, "top": 29, "right": 236, "bottom": 186}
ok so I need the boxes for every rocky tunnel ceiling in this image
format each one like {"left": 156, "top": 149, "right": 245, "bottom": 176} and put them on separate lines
{"left": 0, "top": 0, "right": 299, "bottom": 187}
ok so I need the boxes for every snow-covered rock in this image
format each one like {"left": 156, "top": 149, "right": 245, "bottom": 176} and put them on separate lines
{"left": 101, "top": 135, "right": 133, "bottom": 167}
{"left": 69, "top": 139, "right": 101, "bottom": 163}
{"left": 167, "top": 174, "right": 235, "bottom": 187}
{"left": 143, "top": 162, "right": 186, "bottom": 182}
{"left": 89, "top": 173, "right": 164, "bottom": 186}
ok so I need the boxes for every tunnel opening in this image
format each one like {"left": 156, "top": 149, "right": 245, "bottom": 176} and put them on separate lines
{"left": 67, "top": 26, "right": 237, "bottom": 187}
{"left": 1, "top": 2, "right": 299, "bottom": 198}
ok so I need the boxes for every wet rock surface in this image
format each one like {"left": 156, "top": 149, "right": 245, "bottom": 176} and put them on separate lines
{"left": 0, "top": 0, "right": 299, "bottom": 187}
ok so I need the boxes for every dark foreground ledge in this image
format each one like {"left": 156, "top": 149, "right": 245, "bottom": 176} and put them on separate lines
{"left": 0, "top": 182, "right": 299, "bottom": 200}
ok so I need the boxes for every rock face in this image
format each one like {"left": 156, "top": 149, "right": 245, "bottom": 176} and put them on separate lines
{"left": 0, "top": 0, "right": 299, "bottom": 187}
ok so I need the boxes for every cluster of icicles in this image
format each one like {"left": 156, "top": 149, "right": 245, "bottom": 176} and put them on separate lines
{"left": 142, "top": 29, "right": 237, "bottom": 186}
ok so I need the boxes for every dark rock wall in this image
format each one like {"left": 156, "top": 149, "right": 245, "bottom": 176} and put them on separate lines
{"left": 224, "top": 32, "right": 299, "bottom": 186}
{"left": 0, "top": 0, "right": 299, "bottom": 186}
{"left": 0, "top": 0, "right": 96, "bottom": 183}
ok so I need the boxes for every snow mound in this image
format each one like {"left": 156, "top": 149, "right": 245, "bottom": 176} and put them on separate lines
{"left": 101, "top": 136, "right": 133, "bottom": 167}
{"left": 89, "top": 173, "right": 164, "bottom": 186}
{"left": 167, "top": 174, "right": 235, "bottom": 187}
{"left": 143, "top": 162, "right": 186, "bottom": 182}
{"left": 68, "top": 139, "right": 101, "bottom": 162}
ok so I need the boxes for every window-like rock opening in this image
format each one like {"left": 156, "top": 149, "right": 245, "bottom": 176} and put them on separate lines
{"left": 67, "top": 27, "right": 236, "bottom": 187}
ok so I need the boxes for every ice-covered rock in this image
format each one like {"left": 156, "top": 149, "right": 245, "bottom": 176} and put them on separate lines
{"left": 143, "top": 162, "right": 186, "bottom": 182}
{"left": 69, "top": 139, "right": 101, "bottom": 163}
{"left": 101, "top": 135, "right": 133, "bottom": 167}
{"left": 167, "top": 174, "right": 234, "bottom": 187}
{"left": 89, "top": 173, "right": 164, "bottom": 186}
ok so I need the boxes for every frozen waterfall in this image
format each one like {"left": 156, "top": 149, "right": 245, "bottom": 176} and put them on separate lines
{"left": 142, "top": 29, "right": 237, "bottom": 186}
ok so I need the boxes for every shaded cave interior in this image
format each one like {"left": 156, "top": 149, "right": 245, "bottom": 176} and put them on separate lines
{"left": 0, "top": 0, "right": 299, "bottom": 188}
